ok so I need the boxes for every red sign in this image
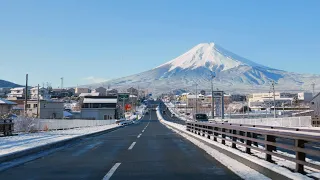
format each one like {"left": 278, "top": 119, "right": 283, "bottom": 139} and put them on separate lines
{"left": 125, "top": 104, "right": 132, "bottom": 111}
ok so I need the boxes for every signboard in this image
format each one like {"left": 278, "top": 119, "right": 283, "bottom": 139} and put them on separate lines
{"left": 125, "top": 104, "right": 132, "bottom": 111}
{"left": 118, "top": 94, "right": 129, "bottom": 101}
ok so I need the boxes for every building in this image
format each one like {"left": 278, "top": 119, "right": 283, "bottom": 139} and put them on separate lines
{"left": 7, "top": 87, "right": 28, "bottom": 100}
{"left": 310, "top": 93, "right": 320, "bottom": 117}
{"left": 79, "top": 92, "right": 100, "bottom": 97}
{"left": 0, "top": 98, "right": 17, "bottom": 116}
{"left": 51, "top": 89, "right": 69, "bottom": 98}
{"left": 107, "top": 89, "right": 118, "bottom": 96}
{"left": 93, "top": 87, "right": 107, "bottom": 96}
{"left": 248, "top": 92, "right": 293, "bottom": 109}
{"left": 231, "top": 94, "right": 247, "bottom": 102}
{"left": 127, "top": 87, "right": 138, "bottom": 96}
{"left": 30, "top": 87, "right": 51, "bottom": 100}
{"left": 81, "top": 96, "right": 118, "bottom": 120}
{"left": 297, "top": 92, "right": 313, "bottom": 102}
{"left": 25, "top": 100, "right": 64, "bottom": 119}
{"left": 75, "top": 87, "right": 90, "bottom": 95}
{"left": 0, "top": 87, "right": 11, "bottom": 97}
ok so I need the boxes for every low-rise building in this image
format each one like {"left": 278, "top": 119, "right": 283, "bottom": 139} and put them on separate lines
{"left": 79, "top": 92, "right": 100, "bottom": 97}
{"left": 107, "top": 89, "right": 118, "bottom": 96}
{"left": 248, "top": 92, "right": 293, "bottom": 109}
{"left": 310, "top": 93, "right": 320, "bottom": 117}
{"left": 75, "top": 87, "right": 90, "bottom": 95}
{"left": 81, "top": 96, "right": 118, "bottom": 120}
{"left": 25, "top": 100, "right": 64, "bottom": 119}
{"left": 0, "top": 98, "right": 17, "bottom": 116}
{"left": 92, "top": 87, "right": 107, "bottom": 96}
{"left": 297, "top": 92, "right": 313, "bottom": 102}
{"left": 127, "top": 87, "right": 138, "bottom": 96}
{"left": 7, "top": 87, "right": 28, "bottom": 100}
{"left": 0, "top": 87, "right": 11, "bottom": 97}
{"left": 30, "top": 87, "right": 51, "bottom": 100}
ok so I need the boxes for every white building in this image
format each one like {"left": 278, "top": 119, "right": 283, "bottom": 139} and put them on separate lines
{"left": 248, "top": 92, "right": 293, "bottom": 108}
{"left": 81, "top": 96, "right": 118, "bottom": 120}
{"left": 0, "top": 87, "right": 11, "bottom": 97}
{"left": 7, "top": 87, "right": 28, "bottom": 100}
{"left": 30, "top": 87, "right": 51, "bottom": 100}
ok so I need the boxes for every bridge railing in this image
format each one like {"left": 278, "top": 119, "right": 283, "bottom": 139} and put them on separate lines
{"left": 186, "top": 121, "right": 320, "bottom": 173}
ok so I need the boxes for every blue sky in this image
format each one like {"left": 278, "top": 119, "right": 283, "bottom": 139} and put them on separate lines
{"left": 1, "top": 0, "right": 319, "bottom": 87}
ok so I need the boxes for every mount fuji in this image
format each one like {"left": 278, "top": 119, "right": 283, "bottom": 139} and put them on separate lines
{"left": 92, "top": 43, "right": 320, "bottom": 93}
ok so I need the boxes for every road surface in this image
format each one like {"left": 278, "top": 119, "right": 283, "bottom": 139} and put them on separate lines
{"left": 0, "top": 106, "right": 240, "bottom": 180}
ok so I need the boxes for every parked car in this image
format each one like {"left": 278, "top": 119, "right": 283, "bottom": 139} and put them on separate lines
{"left": 193, "top": 113, "right": 208, "bottom": 122}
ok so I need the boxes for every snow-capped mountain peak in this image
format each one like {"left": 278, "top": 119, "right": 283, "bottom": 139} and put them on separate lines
{"left": 159, "top": 42, "right": 266, "bottom": 72}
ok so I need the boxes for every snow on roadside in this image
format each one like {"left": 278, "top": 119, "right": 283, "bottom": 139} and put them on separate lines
{"left": 157, "top": 109, "right": 314, "bottom": 180}
{"left": 0, "top": 124, "right": 118, "bottom": 157}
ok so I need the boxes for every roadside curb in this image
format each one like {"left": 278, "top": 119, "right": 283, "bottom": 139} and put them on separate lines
{"left": 0, "top": 125, "right": 123, "bottom": 164}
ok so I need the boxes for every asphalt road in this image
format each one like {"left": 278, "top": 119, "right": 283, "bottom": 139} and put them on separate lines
{"left": 0, "top": 107, "right": 240, "bottom": 180}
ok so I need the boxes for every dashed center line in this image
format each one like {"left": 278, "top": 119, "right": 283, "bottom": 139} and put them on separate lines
{"left": 142, "top": 130, "right": 145, "bottom": 133}
{"left": 137, "top": 133, "right": 142, "bottom": 138}
{"left": 102, "top": 163, "right": 121, "bottom": 180}
{"left": 128, "top": 142, "right": 136, "bottom": 150}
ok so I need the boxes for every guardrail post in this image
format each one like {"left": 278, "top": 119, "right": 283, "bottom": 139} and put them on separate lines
{"left": 246, "top": 132, "right": 252, "bottom": 154}
{"left": 239, "top": 131, "right": 244, "bottom": 143}
{"left": 295, "top": 139, "right": 306, "bottom": 173}
{"left": 213, "top": 127, "right": 218, "bottom": 142}
{"left": 252, "top": 133, "right": 258, "bottom": 146}
{"left": 221, "top": 128, "right": 226, "bottom": 145}
{"left": 202, "top": 125, "right": 205, "bottom": 137}
{"left": 265, "top": 135, "right": 276, "bottom": 162}
{"left": 232, "top": 130, "right": 237, "bottom": 149}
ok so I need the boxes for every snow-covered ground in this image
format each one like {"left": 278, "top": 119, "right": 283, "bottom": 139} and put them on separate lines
{"left": 0, "top": 124, "right": 118, "bottom": 157}
{"left": 157, "top": 108, "right": 319, "bottom": 180}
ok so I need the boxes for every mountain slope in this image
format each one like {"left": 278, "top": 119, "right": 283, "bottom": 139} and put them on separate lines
{"left": 90, "top": 43, "right": 320, "bottom": 93}
{"left": 0, "top": 79, "right": 21, "bottom": 88}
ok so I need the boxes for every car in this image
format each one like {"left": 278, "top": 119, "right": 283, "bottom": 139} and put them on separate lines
{"left": 193, "top": 113, "right": 209, "bottom": 122}
{"left": 171, "top": 114, "right": 175, "bottom": 118}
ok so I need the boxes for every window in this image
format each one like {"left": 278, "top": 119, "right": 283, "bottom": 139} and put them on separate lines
{"left": 311, "top": 102, "right": 315, "bottom": 105}
{"left": 34, "top": 104, "right": 38, "bottom": 108}
{"left": 27, "top": 104, "right": 31, "bottom": 108}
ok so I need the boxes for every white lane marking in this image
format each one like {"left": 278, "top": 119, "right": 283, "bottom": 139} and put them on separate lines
{"left": 142, "top": 130, "right": 145, "bottom": 133}
{"left": 128, "top": 142, "right": 136, "bottom": 150}
{"left": 137, "top": 133, "right": 142, "bottom": 138}
{"left": 102, "top": 163, "right": 121, "bottom": 180}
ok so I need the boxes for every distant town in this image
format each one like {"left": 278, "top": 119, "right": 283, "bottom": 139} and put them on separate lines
{"left": 0, "top": 82, "right": 319, "bottom": 127}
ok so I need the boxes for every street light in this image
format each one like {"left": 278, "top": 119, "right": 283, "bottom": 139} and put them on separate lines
{"left": 211, "top": 73, "right": 215, "bottom": 119}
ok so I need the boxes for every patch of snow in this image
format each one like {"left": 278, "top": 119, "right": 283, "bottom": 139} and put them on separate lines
{"left": 0, "top": 124, "right": 118, "bottom": 157}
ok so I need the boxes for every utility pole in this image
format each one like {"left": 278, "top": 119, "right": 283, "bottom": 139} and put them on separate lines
{"left": 211, "top": 74, "right": 215, "bottom": 119}
{"left": 37, "top": 84, "right": 40, "bottom": 118}
{"left": 312, "top": 82, "right": 315, "bottom": 95}
{"left": 195, "top": 83, "right": 198, "bottom": 114}
{"left": 272, "top": 81, "right": 276, "bottom": 118}
{"left": 24, "top": 74, "right": 28, "bottom": 117}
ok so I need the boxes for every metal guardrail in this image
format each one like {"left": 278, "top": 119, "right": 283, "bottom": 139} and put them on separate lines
{"left": 186, "top": 121, "right": 320, "bottom": 173}
{"left": 0, "top": 119, "right": 14, "bottom": 136}
{"left": 216, "top": 122, "right": 320, "bottom": 133}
